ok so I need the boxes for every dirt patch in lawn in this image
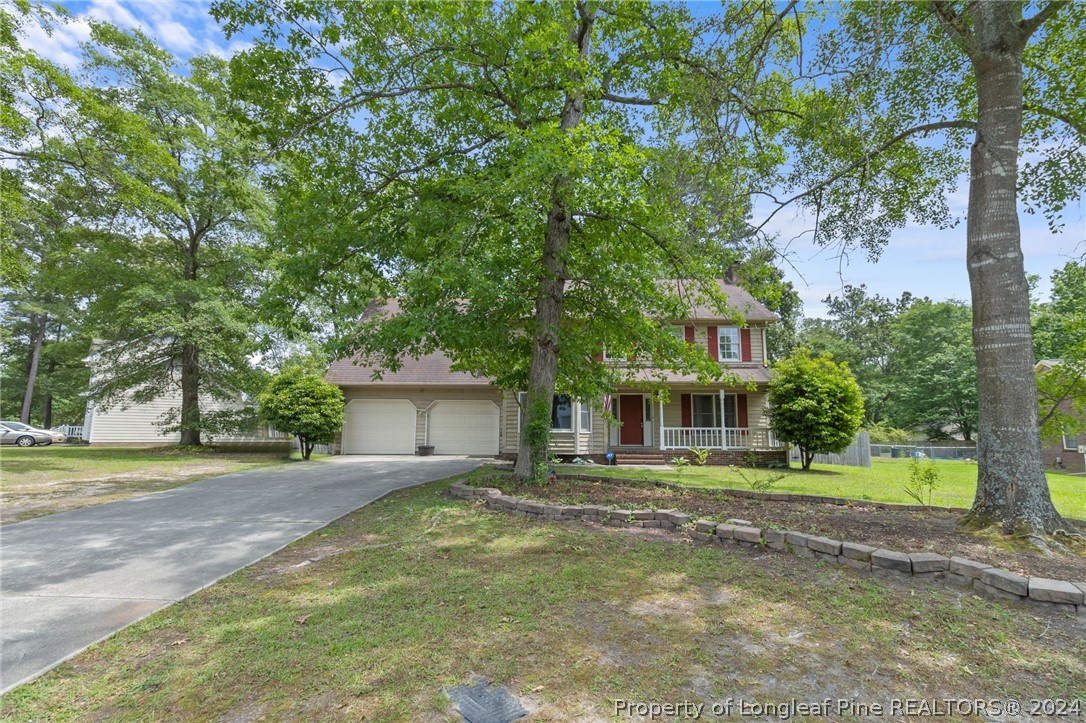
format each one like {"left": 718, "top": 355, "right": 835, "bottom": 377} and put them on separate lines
{"left": 490, "top": 474, "right": 1086, "bottom": 582}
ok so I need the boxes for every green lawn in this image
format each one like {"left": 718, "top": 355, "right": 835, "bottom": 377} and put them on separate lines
{"left": 4, "top": 477, "right": 1082, "bottom": 720}
{"left": 563, "top": 458, "right": 1086, "bottom": 520}
{"left": 0, "top": 446, "right": 304, "bottom": 523}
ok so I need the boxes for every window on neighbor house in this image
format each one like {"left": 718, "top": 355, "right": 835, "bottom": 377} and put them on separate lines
{"left": 1064, "top": 433, "right": 1082, "bottom": 451}
{"left": 718, "top": 327, "right": 741, "bottom": 361}
{"left": 580, "top": 403, "right": 592, "bottom": 432}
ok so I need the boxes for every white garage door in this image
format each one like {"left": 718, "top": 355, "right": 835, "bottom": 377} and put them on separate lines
{"left": 343, "top": 399, "right": 416, "bottom": 454}
{"left": 428, "top": 401, "right": 499, "bottom": 456}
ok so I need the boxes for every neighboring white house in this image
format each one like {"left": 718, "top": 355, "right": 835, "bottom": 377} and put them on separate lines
{"left": 82, "top": 388, "right": 286, "bottom": 446}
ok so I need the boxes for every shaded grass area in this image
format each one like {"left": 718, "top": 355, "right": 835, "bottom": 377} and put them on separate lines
{"left": 569, "top": 458, "right": 1086, "bottom": 520}
{"left": 478, "top": 468, "right": 1085, "bottom": 581}
{"left": 1, "top": 446, "right": 307, "bottom": 523}
{"left": 5, "top": 478, "right": 1083, "bottom": 721}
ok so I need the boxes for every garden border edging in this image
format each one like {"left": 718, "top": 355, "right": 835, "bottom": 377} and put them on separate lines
{"left": 449, "top": 479, "right": 1086, "bottom": 617}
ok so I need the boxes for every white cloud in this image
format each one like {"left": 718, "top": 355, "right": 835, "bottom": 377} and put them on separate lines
{"left": 155, "top": 20, "right": 197, "bottom": 52}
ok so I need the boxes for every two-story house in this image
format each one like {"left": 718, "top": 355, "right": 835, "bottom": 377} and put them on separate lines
{"left": 325, "top": 280, "right": 787, "bottom": 465}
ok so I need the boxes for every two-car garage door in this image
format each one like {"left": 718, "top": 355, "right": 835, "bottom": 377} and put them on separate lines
{"left": 342, "top": 399, "right": 498, "bottom": 455}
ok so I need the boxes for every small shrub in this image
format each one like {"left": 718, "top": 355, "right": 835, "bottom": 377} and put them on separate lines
{"left": 735, "top": 467, "right": 791, "bottom": 492}
{"left": 689, "top": 447, "right": 711, "bottom": 466}
{"left": 904, "top": 458, "right": 940, "bottom": 507}
{"left": 671, "top": 456, "right": 690, "bottom": 473}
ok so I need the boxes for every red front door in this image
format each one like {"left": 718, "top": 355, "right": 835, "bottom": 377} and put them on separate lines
{"left": 619, "top": 395, "right": 644, "bottom": 445}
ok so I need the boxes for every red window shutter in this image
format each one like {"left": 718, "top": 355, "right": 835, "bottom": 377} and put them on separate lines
{"left": 741, "top": 328, "right": 753, "bottom": 362}
{"left": 737, "top": 395, "right": 749, "bottom": 428}
{"left": 594, "top": 344, "right": 604, "bottom": 362}
{"left": 707, "top": 326, "right": 719, "bottom": 361}
{"left": 684, "top": 326, "right": 695, "bottom": 344}
{"left": 681, "top": 394, "right": 692, "bottom": 427}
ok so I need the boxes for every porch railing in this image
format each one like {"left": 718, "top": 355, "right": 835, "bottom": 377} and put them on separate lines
{"left": 51, "top": 425, "right": 84, "bottom": 440}
{"left": 661, "top": 426, "right": 783, "bottom": 451}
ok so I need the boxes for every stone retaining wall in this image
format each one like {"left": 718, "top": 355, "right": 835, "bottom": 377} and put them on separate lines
{"left": 449, "top": 479, "right": 1086, "bottom": 617}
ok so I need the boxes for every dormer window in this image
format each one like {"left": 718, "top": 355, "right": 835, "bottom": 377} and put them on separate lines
{"left": 718, "top": 327, "right": 741, "bottom": 361}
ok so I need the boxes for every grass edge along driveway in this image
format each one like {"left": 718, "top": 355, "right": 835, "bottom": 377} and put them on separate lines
{"left": 1, "top": 446, "right": 305, "bottom": 524}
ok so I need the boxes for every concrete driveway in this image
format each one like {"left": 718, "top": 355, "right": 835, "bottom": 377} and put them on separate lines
{"left": 0, "top": 455, "right": 484, "bottom": 694}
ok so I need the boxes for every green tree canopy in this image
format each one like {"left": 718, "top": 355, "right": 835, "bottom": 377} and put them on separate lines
{"left": 764, "top": 2, "right": 1085, "bottom": 536}
{"left": 767, "top": 348, "right": 865, "bottom": 471}
{"left": 2, "top": 10, "right": 273, "bottom": 444}
{"left": 214, "top": 0, "right": 799, "bottom": 478}
{"left": 258, "top": 367, "right": 344, "bottom": 460}
{"left": 891, "top": 299, "right": 978, "bottom": 442}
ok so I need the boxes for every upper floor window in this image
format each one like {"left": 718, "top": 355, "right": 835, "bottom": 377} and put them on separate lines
{"left": 718, "top": 327, "right": 741, "bottom": 361}
{"left": 602, "top": 345, "right": 626, "bottom": 362}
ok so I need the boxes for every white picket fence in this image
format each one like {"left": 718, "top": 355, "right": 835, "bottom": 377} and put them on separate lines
{"left": 50, "top": 425, "right": 84, "bottom": 441}
{"left": 787, "top": 431, "right": 871, "bottom": 468}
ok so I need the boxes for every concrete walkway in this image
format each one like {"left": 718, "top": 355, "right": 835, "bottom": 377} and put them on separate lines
{"left": 0, "top": 455, "right": 483, "bottom": 693}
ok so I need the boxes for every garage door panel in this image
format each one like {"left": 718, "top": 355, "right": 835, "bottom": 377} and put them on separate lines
{"left": 429, "top": 401, "right": 499, "bottom": 456}
{"left": 343, "top": 399, "right": 416, "bottom": 454}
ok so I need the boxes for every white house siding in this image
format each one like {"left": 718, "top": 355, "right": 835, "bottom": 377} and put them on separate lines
{"left": 85, "top": 392, "right": 281, "bottom": 445}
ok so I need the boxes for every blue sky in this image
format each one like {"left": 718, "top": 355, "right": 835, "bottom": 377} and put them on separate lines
{"left": 36, "top": 0, "right": 1085, "bottom": 317}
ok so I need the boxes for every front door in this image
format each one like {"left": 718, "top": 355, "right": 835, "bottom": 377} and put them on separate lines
{"left": 619, "top": 395, "right": 644, "bottom": 445}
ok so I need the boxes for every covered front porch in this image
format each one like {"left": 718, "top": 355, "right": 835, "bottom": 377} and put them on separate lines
{"left": 606, "top": 388, "right": 785, "bottom": 452}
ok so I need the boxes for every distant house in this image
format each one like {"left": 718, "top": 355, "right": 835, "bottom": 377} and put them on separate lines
{"left": 1035, "top": 360, "right": 1086, "bottom": 473}
{"left": 325, "top": 280, "right": 787, "bottom": 465}
{"left": 81, "top": 388, "right": 286, "bottom": 447}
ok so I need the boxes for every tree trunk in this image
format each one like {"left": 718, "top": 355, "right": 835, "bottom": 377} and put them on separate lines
{"left": 43, "top": 396, "right": 52, "bottom": 429}
{"left": 961, "top": 4, "right": 1065, "bottom": 536}
{"left": 20, "top": 314, "right": 47, "bottom": 424}
{"left": 178, "top": 341, "right": 202, "bottom": 446}
{"left": 513, "top": 4, "right": 595, "bottom": 480}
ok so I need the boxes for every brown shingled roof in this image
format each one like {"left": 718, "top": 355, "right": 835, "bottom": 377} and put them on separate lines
{"left": 325, "top": 280, "right": 775, "bottom": 386}
{"left": 326, "top": 350, "right": 494, "bottom": 386}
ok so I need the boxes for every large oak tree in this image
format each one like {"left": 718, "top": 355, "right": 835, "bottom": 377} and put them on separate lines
{"left": 215, "top": 0, "right": 796, "bottom": 478}
{"left": 771, "top": 1, "right": 1084, "bottom": 538}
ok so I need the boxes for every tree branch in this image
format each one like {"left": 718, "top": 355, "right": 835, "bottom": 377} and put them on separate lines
{"left": 1020, "top": 1, "right": 1066, "bottom": 39}
{"left": 929, "top": 1, "right": 977, "bottom": 56}
{"left": 1023, "top": 101, "right": 1086, "bottom": 136}
{"left": 756, "top": 119, "right": 978, "bottom": 233}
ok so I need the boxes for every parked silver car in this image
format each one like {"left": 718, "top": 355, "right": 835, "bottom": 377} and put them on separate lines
{"left": 0, "top": 421, "right": 58, "bottom": 447}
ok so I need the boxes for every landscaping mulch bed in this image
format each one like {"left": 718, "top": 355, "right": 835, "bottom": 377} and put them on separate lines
{"left": 490, "top": 474, "right": 1086, "bottom": 582}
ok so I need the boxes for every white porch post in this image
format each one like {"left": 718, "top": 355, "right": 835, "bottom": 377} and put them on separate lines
{"left": 719, "top": 388, "right": 726, "bottom": 449}
{"left": 574, "top": 401, "right": 582, "bottom": 455}
{"left": 658, "top": 397, "right": 665, "bottom": 451}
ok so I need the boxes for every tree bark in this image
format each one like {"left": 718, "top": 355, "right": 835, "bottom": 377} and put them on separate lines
{"left": 20, "top": 314, "right": 47, "bottom": 424}
{"left": 961, "top": 4, "right": 1066, "bottom": 536}
{"left": 513, "top": 3, "right": 595, "bottom": 479}
{"left": 178, "top": 341, "right": 202, "bottom": 446}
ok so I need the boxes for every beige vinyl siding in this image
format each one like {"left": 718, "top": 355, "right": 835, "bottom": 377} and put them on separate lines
{"left": 651, "top": 390, "right": 769, "bottom": 429}
{"left": 500, "top": 393, "right": 604, "bottom": 456}
{"left": 687, "top": 323, "right": 766, "bottom": 365}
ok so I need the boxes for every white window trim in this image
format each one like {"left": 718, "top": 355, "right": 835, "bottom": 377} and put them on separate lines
{"left": 691, "top": 393, "right": 739, "bottom": 428}
{"left": 579, "top": 403, "right": 592, "bottom": 433}
{"left": 718, "top": 327, "right": 741, "bottom": 362}
{"left": 1063, "top": 434, "right": 1081, "bottom": 451}
{"left": 602, "top": 345, "right": 627, "bottom": 363}
{"left": 519, "top": 392, "right": 588, "bottom": 434}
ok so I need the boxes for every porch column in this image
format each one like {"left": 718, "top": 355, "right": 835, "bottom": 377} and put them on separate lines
{"left": 658, "top": 397, "right": 665, "bottom": 451}
{"left": 573, "top": 401, "right": 582, "bottom": 455}
{"left": 719, "top": 388, "right": 727, "bottom": 449}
